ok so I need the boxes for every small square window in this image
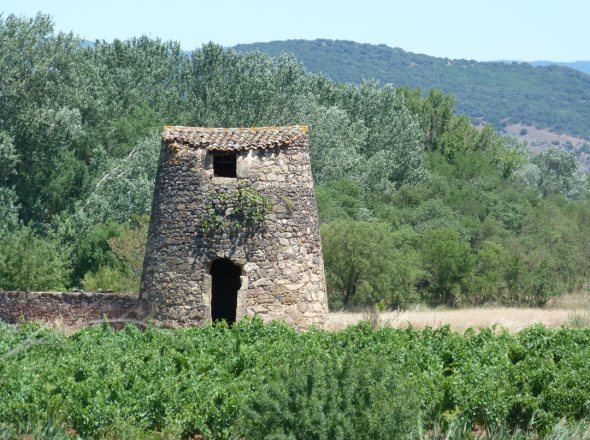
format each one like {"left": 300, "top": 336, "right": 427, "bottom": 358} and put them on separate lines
{"left": 213, "top": 153, "right": 237, "bottom": 178}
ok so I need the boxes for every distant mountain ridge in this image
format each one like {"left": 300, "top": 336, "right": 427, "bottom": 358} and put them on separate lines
{"left": 530, "top": 60, "right": 590, "bottom": 75}
{"left": 234, "top": 39, "right": 590, "bottom": 143}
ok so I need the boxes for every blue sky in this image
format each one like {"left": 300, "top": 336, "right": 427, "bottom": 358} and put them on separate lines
{"left": 2, "top": 0, "right": 588, "bottom": 61}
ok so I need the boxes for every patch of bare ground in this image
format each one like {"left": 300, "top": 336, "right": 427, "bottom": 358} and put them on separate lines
{"left": 504, "top": 124, "right": 590, "bottom": 170}
{"left": 328, "top": 293, "right": 590, "bottom": 333}
{"left": 504, "top": 124, "right": 589, "bottom": 151}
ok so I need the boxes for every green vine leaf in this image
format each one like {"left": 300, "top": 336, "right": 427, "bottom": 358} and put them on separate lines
{"left": 197, "top": 188, "right": 274, "bottom": 234}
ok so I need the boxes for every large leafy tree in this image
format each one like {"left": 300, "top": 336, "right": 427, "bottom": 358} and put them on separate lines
{"left": 321, "top": 221, "right": 421, "bottom": 308}
{"left": 0, "top": 14, "right": 88, "bottom": 223}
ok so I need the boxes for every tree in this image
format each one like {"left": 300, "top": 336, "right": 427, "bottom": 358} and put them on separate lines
{"left": 81, "top": 215, "right": 149, "bottom": 293}
{"left": 321, "top": 221, "right": 420, "bottom": 308}
{"left": 420, "top": 228, "right": 474, "bottom": 306}
{"left": 0, "top": 132, "right": 20, "bottom": 236}
{"left": 418, "top": 88, "right": 456, "bottom": 150}
{"left": 294, "top": 99, "right": 366, "bottom": 185}
{"left": 334, "top": 82, "right": 429, "bottom": 190}
{"left": 0, "top": 14, "right": 89, "bottom": 223}
{"left": 77, "top": 133, "right": 160, "bottom": 226}
{"left": 315, "top": 180, "right": 368, "bottom": 223}
{"left": 531, "top": 147, "right": 588, "bottom": 200}
{"left": 465, "top": 241, "right": 509, "bottom": 305}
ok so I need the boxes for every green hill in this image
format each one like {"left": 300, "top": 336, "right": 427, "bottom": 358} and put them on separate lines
{"left": 531, "top": 60, "right": 590, "bottom": 75}
{"left": 234, "top": 39, "right": 590, "bottom": 140}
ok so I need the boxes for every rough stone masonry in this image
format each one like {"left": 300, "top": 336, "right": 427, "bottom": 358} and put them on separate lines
{"left": 139, "top": 125, "right": 329, "bottom": 329}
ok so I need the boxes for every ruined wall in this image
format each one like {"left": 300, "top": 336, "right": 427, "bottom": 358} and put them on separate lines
{"left": 140, "top": 126, "right": 329, "bottom": 329}
{"left": 0, "top": 291, "right": 141, "bottom": 328}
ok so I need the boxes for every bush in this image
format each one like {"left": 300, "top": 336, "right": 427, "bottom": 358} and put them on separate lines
{"left": 77, "top": 215, "right": 149, "bottom": 293}
{"left": 240, "top": 331, "right": 423, "bottom": 439}
{"left": 81, "top": 265, "right": 137, "bottom": 293}
{"left": 0, "top": 226, "right": 70, "bottom": 291}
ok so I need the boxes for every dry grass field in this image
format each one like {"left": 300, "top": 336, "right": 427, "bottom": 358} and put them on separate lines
{"left": 327, "top": 293, "right": 590, "bottom": 332}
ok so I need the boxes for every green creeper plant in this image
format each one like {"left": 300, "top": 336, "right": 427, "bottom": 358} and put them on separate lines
{"left": 198, "top": 188, "right": 273, "bottom": 234}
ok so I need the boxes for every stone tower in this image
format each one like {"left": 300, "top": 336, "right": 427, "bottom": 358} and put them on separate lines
{"left": 140, "top": 125, "right": 328, "bottom": 329}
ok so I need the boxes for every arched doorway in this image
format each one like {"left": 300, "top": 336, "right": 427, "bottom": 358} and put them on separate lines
{"left": 210, "top": 258, "right": 242, "bottom": 324}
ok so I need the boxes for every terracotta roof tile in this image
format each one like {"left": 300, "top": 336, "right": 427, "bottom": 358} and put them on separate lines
{"left": 162, "top": 125, "right": 308, "bottom": 151}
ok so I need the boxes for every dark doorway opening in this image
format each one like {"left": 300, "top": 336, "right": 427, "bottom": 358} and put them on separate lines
{"left": 210, "top": 258, "right": 241, "bottom": 324}
{"left": 212, "top": 153, "right": 237, "bottom": 177}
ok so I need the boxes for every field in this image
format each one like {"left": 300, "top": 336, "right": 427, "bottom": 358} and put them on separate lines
{"left": 2, "top": 317, "right": 590, "bottom": 439}
{"left": 328, "top": 293, "right": 590, "bottom": 332}
{"left": 328, "top": 307, "right": 575, "bottom": 332}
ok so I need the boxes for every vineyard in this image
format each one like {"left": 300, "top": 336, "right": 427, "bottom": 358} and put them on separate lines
{"left": 1, "top": 319, "right": 590, "bottom": 439}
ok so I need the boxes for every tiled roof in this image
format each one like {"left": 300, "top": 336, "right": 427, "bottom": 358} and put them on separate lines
{"left": 162, "top": 125, "right": 308, "bottom": 151}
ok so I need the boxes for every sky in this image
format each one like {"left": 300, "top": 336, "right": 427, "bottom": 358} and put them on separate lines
{"left": 1, "top": 0, "right": 589, "bottom": 62}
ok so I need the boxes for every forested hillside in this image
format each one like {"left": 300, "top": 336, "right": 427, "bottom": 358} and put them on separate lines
{"left": 1, "top": 14, "right": 589, "bottom": 308}
{"left": 234, "top": 39, "right": 590, "bottom": 141}
{"left": 531, "top": 60, "right": 590, "bottom": 75}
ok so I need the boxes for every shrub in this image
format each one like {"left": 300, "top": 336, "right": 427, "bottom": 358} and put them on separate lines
{"left": 0, "top": 226, "right": 70, "bottom": 291}
{"left": 81, "top": 265, "right": 137, "bottom": 293}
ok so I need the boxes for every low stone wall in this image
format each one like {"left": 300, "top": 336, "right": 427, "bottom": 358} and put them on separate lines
{"left": 0, "top": 291, "right": 143, "bottom": 328}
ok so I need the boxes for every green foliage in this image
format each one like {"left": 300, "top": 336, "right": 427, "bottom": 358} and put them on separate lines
{"left": 81, "top": 265, "right": 137, "bottom": 293}
{"left": 71, "top": 222, "right": 123, "bottom": 285}
{"left": 0, "top": 131, "right": 18, "bottom": 185}
{"left": 321, "top": 221, "right": 421, "bottom": 308}
{"left": 236, "top": 39, "right": 590, "bottom": 141}
{"left": 0, "top": 14, "right": 588, "bottom": 306}
{"left": 316, "top": 100, "right": 589, "bottom": 308}
{"left": 0, "top": 227, "right": 70, "bottom": 291}
{"left": 1, "top": 321, "right": 590, "bottom": 438}
{"left": 240, "top": 341, "right": 422, "bottom": 439}
{"left": 532, "top": 147, "right": 588, "bottom": 199}
{"left": 298, "top": 99, "right": 366, "bottom": 185}
{"left": 234, "top": 188, "right": 275, "bottom": 229}
{"left": 403, "top": 88, "right": 456, "bottom": 150}
{"left": 75, "top": 133, "right": 160, "bottom": 227}
{"left": 198, "top": 207, "right": 228, "bottom": 234}
{"left": 465, "top": 241, "right": 510, "bottom": 304}
{"left": 198, "top": 188, "right": 274, "bottom": 234}
{"left": 80, "top": 215, "right": 149, "bottom": 293}
{"left": 421, "top": 228, "right": 474, "bottom": 306}
{"left": 0, "top": 188, "right": 19, "bottom": 238}
{"left": 315, "top": 180, "right": 370, "bottom": 222}
{"left": 106, "top": 214, "right": 149, "bottom": 288}
{"left": 0, "top": 13, "right": 181, "bottom": 225}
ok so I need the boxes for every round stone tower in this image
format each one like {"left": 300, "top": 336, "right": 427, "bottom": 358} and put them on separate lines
{"left": 140, "top": 125, "right": 328, "bottom": 329}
